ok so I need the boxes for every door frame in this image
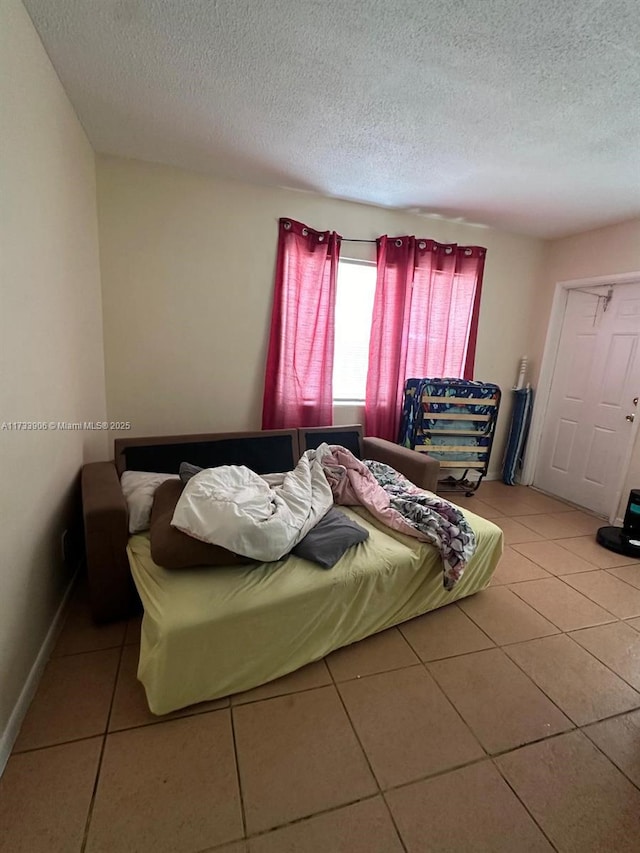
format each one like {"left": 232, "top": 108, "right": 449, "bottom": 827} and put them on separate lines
{"left": 521, "top": 270, "right": 640, "bottom": 522}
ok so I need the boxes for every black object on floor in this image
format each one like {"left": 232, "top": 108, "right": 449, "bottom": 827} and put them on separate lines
{"left": 596, "top": 526, "right": 640, "bottom": 558}
{"left": 597, "top": 489, "right": 640, "bottom": 558}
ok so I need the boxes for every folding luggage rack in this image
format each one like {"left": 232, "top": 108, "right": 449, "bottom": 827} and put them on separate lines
{"left": 399, "top": 378, "right": 501, "bottom": 496}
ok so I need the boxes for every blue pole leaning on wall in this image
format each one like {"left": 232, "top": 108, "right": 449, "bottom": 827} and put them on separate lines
{"left": 502, "top": 357, "right": 534, "bottom": 486}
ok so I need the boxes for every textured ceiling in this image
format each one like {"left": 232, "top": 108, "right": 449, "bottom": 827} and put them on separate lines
{"left": 22, "top": 0, "right": 640, "bottom": 238}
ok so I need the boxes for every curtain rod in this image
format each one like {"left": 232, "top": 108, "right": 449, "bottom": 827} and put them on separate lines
{"left": 341, "top": 237, "right": 378, "bottom": 243}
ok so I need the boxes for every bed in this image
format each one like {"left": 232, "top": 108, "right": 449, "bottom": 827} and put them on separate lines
{"left": 81, "top": 427, "right": 503, "bottom": 714}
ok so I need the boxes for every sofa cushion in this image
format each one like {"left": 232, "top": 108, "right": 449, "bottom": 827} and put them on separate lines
{"left": 179, "top": 461, "right": 203, "bottom": 484}
{"left": 121, "top": 470, "right": 180, "bottom": 534}
{"left": 150, "top": 480, "right": 252, "bottom": 569}
{"left": 292, "top": 507, "right": 369, "bottom": 568}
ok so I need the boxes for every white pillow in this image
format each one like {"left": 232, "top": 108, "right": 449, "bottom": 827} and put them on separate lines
{"left": 121, "top": 470, "right": 180, "bottom": 534}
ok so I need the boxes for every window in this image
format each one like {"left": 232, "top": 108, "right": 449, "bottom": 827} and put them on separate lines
{"left": 332, "top": 259, "right": 376, "bottom": 402}
{"left": 263, "top": 219, "right": 485, "bottom": 435}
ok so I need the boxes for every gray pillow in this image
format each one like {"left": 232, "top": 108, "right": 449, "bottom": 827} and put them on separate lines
{"left": 292, "top": 508, "right": 369, "bottom": 569}
{"left": 179, "top": 462, "right": 203, "bottom": 484}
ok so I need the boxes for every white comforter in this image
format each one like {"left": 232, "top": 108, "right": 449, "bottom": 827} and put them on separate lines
{"left": 171, "top": 446, "right": 333, "bottom": 561}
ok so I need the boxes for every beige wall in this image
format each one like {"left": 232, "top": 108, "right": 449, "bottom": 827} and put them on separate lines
{"left": 529, "top": 218, "right": 640, "bottom": 381}
{"left": 532, "top": 219, "right": 640, "bottom": 518}
{"left": 97, "top": 155, "right": 546, "bottom": 478}
{"left": 0, "top": 0, "right": 107, "bottom": 753}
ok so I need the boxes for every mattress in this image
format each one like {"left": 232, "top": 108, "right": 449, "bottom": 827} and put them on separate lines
{"left": 128, "top": 505, "right": 503, "bottom": 714}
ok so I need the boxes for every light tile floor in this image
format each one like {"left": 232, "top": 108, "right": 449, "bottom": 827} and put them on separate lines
{"left": 3, "top": 483, "right": 640, "bottom": 852}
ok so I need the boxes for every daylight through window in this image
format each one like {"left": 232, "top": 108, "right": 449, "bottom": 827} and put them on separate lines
{"left": 333, "top": 259, "right": 376, "bottom": 402}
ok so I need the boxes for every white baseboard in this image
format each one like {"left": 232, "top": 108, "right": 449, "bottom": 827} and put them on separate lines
{"left": 0, "top": 574, "right": 76, "bottom": 777}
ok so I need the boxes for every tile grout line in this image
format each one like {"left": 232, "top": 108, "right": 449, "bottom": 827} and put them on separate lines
{"left": 490, "top": 720, "right": 640, "bottom": 802}
{"left": 400, "top": 598, "right": 498, "bottom": 658}
{"left": 464, "top": 487, "right": 578, "bottom": 516}
{"left": 603, "top": 566, "right": 640, "bottom": 593}
{"left": 5, "top": 701, "right": 355, "bottom": 749}
{"left": 11, "top": 733, "right": 110, "bottom": 757}
{"left": 555, "top": 576, "right": 640, "bottom": 629}
{"left": 79, "top": 631, "right": 127, "bottom": 853}
{"left": 9, "top": 644, "right": 525, "bottom": 757}
{"left": 326, "top": 663, "right": 409, "bottom": 853}
{"left": 581, "top": 720, "right": 640, "bottom": 795}
{"left": 51, "top": 641, "right": 126, "bottom": 660}
{"left": 329, "top": 660, "right": 420, "bottom": 689}
{"left": 235, "top": 793, "right": 382, "bottom": 847}
{"left": 566, "top": 631, "right": 640, "bottom": 698}
{"left": 499, "top": 632, "right": 640, "bottom": 729}
{"left": 392, "top": 622, "right": 430, "bottom": 660}
{"left": 107, "top": 700, "right": 230, "bottom": 733}
{"left": 36, "top": 623, "right": 638, "bottom": 761}
{"left": 465, "top": 557, "right": 640, "bottom": 657}
{"left": 416, "top": 657, "right": 491, "bottom": 755}
{"left": 227, "top": 678, "right": 414, "bottom": 844}
{"left": 553, "top": 569, "right": 640, "bottom": 615}
{"left": 230, "top": 709, "right": 640, "bottom": 846}
{"left": 490, "top": 756, "right": 560, "bottom": 852}
{"left": 477, "top": 506, "right": 576, "bottom": 519}
{"left": 502, "top": 566, "right": 598, "bottom": 583}
{"left": 432, "top": 567, "right": 619, "bottom": 739}
{"left": 508, "top": 540, "right": 612, "bottom": 574}
{"left": 15, "top": 600, "right": 639, "bottom": 738}
{"left": 228, "top": 706, "right": 247, "bottom": 840}
{"left": 51, "top": 640, "right": 127, "bottom": 659}
{"left": 423, "top": 654, "right": 576, "bottom": 754}
{"left": 454, "top": 599, "right": 497, "bottom": 648}
{"left": 506, "top": 576, "right": 620, "bottom": 630}
{"left": 506, "top": 519, "right": 586, "bottom": 540}
{"left": 404, "top": 580, "right": 616, "bottom": 740}
{"left": 206, "top": 711, "right": 640, "bottom": 850}
{"left": 381, "top": 751, "right": 497, "bottom": 794}
{"left": 453, "top": 586, "right": 560, "bottom": 647}
{"left": 553, "top": 538, "right": 640, "bottom": 569}
{"left": 22, "top": 686, "right": 638, "bottom": 768}
{"left": 242, "top": 680, "right": 637, "bottom": 804}
{"left": 220, "top": 542, "right": 640, "bottom": 850}
{"left": 524, "top": 487, "right": 607, "bottom": 518}
{"left": 493, "top": 617, "right": 639, "bottom": 837}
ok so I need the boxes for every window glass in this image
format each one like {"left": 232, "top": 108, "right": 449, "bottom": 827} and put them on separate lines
{"left": 333, "top": 260, "right": 376, "bottom": 402}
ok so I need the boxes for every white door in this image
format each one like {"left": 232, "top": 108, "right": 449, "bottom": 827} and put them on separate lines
{"left": 534, "top": 283, "right": 640, "bottom": 517}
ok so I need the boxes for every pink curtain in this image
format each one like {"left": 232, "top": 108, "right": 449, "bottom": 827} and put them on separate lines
{"left": 365, "top": 236, "right": 486, "bottom": 441}
{"left": 262, "top": 218, "right": 341, "bottom": 429}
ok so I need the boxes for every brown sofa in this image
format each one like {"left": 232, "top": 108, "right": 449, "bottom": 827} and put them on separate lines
{"left": 81, "top": 425, "right": 439, "bottom": 622}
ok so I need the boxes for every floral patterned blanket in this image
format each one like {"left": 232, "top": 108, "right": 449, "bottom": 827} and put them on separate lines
{"left": 364, "top": 459, "right": 476, "bottom": 589}
{"left": 318, "top": 445, "right": 476, "bottom": 590}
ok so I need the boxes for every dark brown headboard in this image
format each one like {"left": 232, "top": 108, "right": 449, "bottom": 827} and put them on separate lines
{"left": 114, "top": 429, "right": 299, "bottom": 477}
{"left": 298, "top": 424, "right": 363, "bottom": 457}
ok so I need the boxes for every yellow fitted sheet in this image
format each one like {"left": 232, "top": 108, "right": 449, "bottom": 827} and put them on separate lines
{"left": 128, "top": 506, "right": 503, "bottom": 714}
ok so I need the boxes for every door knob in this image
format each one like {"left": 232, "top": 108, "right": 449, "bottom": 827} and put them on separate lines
{"left": 626, "top": 413, "right": 636, "bottom": 422}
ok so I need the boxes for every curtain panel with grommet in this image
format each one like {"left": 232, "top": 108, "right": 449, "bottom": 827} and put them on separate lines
{"left": 261, "top": 218, "right": 342, "bottom": 429}
{"left": 364, "top": 237, "right": 486, "bottom": 442}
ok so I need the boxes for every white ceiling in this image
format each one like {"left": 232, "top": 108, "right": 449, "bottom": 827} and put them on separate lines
{"left": 23, "top": 0, "right": 640, "bottom": 238}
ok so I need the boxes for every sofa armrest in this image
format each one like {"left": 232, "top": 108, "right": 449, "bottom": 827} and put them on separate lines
{"left": 81, "top": 462, "right": 139, "bottom": 623}
{"left": 362, "top": 437, "right": 440, "bottom": 493}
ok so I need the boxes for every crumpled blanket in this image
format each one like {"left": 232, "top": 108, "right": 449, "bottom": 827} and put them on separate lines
{"left": 171, "top": 446, "right": 333, "bottom": 562}
{"left": 170, "top": 441, "right": 474, "bottom": 585}
{"left": 319, "top": 446, "right": 475, "bottom": 589}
